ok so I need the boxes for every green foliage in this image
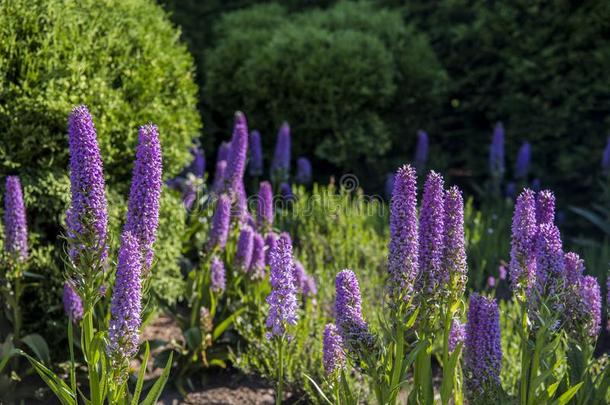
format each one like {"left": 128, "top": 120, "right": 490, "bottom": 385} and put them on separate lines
{"left": 235, "top": 184, "right": 387, "bottom": 403}
{"left": 204, "top": 1, "right": 446, "bottom": 182}
{"left": 403, "top": 0, "right": 610, "bottom": 206}
{"left": 0, "top": 0, "right": 198, "bottom": 335}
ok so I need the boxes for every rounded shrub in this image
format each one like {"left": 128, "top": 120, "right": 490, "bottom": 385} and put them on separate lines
{"left": 0, "top": 0, "right": 200, "bottom": 320}
{"left": 204, "top": 1, "right": 446, "bottom": 183}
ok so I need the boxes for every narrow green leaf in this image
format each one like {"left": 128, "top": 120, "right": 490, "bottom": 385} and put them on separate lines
{"left": 22, "top": 333, "right": 51, "bottom": 364}
{"left": 212, "top": 307, "right": 246, "bottom": 340}
{"left": 131, "top": 342, "right": 150, "bottom": 405}
{"left": 303, "top": 374, "right": 334, "bottom": 405}
{"left": 139, "top": 351, "right": 173, "bottom": 405}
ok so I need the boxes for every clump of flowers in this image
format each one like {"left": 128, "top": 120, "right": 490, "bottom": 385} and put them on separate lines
{"left": 249, "top": 130, "right": 263, "bottom": 177}
{"left": 295, "top": 157, "right": 312, "bottom": 184}
{"left": 323, "top": 323, "right": 345, "bottom": 376}
{"left": 4, "top": 176, "right": 28, "bottom": 263}
{"left": 414, "top": 130, "right": 429, "bottom": 172}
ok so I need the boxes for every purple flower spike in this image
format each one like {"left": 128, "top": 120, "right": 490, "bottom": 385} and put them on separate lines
{"left": 293, "top": 260, "right": 306, "bottom": 292}
{"left": 564, "top": 252, "right": 584, "bottom": 286}
{"left": 443, "top": 186, "right": 467, "bottom": 295}
{"left": 335, "top": 269, "right": 369, "bottom": 348}
{"left": 249, "top": 130, "right": 263, "bottom": 177}
{"left": 534, "top": 222, "right": 565, "bottom": 298}
{"left": 515, "top": 142, "right": 531, "bottom": 179}
{"left": 218, "top": 141, "right": 231, "bottom": 163}
{"left": 303, "top": 274, "right": 317, "bottom": 298}
{"left": 280, "top": 182, "right": 293, "bottom": 201}
{"left": 265, "top": 232, "right": 279, "bottom": 266}
{"left": 108, "top": 232, "right": 142, "bottom": 363}
{"left": 414, "top": 130, "right": 429, "bottom": 171}
{"left": 234, "top": 179, "right": 249, "bottom": 222}
{"left": 602, "top": 137, "right": 610, "bottom": 174}
{"left": 581, "top": 276, "right": 601, "bottom": 339}
{"left": 66, "top": 105, "right": 108, "bottom": 262}
{"left": 388, "top": 165, "right": 419, "bottom": 301}
{"left": 536, "top": 190, "right": 555, "bottom": 225}
{"left": 489, "top": 122, "right": 505, "bottom": 176}
{"left": 4, "top": 176, "right": 28, "bottom": 261}
{"left": 323, "top": 323, "right": 345, "bottom": 375}
{"left": 265, "top": 235, "right": 298, "bottom": 339}
{"left": 212, "top": 160, "right": 227, "bottom": 194}
{"left": 418, "top": 171, "right": 445, "bottom": 293}
{"left": 271, "top": 122, "right": 290, "bottom": 175}
{"left": 295, "top": 157, "right": 312, "bottom": 184}
{"left": 448, "top": 320, "right": 465, "bottom": 353}
{"left": 223, "top": 112, "right": 249, "bottom": 194}
{"left": 464, "top": 294, "right": 502, "bottom": 397}
{"left": 249, "top": 232, "right": 266, "bottom": 279}
{"left": 207, "top": 194, "right": 231, "bottom": 251}
{"left": 190, "top": 146, "right": 205, "bottom": 178}
{"left": 125, "top": 124, "right": 163, "bottom": 271}
{"left": 63, "top": 281, "right": 83, "bottom": 323}
{"left": 210, "top": 256, "right": 226, "bottom": 293}
{"left": 509, "top": 189, "right": 538, "bottom": 295}
{"left": 257, "top": 181, "right": 274, "bottom": 231}
{"left": 235, "top": 225, "right": 254, "bottom": 272}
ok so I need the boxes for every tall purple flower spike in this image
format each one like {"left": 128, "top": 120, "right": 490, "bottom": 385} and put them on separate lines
{"left": 4, "top": 176, "right": 28, "bottom": 261}
{"left": 66, "top": 105, "right": 108, "bottom": 262}
{"left": 387, "top": 165, "right": 418, "bottom": 301}
{"left": 489, "top": 122, "right": 505, "bottom": 175}
{"left": 207, "top": 194, "right": 231, "bottom": 251}
{"left": 124, "top": 124, "right": 163, "bottom": 271}
{"left": 295, "top": 157, "right": 312, "bottom": 184}
{"left": 448, "top": 320, "right": 465, "bottom": 353}
{"left": 535, "top": 190, "right": 555, "bottom": 225}
{"left": 509, "top": 189, "right": 537, "bottom": 295}
{"left": 414, "top": 130, "right": 429, "bottom": 172}
{"left": 564, "top": 252, "right": 584, "bottom": 286}
{"left": 223, "top": 112, "right": 249, "bottom": 194}
{"left": 443, "top": 186, "right": 467, "bottom": 296}
{"left": 580, "top": 276, "right": 601, "bottom": 339}
{"left": 63, "top": 281, "right": 83, "bottom": 323}
{"left": 464, "top": 294, "right": 502, "bottom": 397}
{"left": 190, "top": 146, "right": 205, "bottom": 178}
{"left": 249, "top": 232, "right": 266, "bottom": 279}
{"left": 234, "top": 225, "right": 254, "bottom": 272}
{"left": 249, "top": 130, "right": 263, "bottom": 177}
{"left": 265, "top": 232, "right": 279, "bottom": 266}
{"left": 257, "top": 181, "right": 274, "bottom": 232}
{"left": 323, "top": 323, "right": 345, "bottom": 375}
{"left": 534, "top": 222, "right": 565, "bottom": 299}
{"left": 418, "top": 171, "right": 445, "bottom": 293}
{"left": 515, "top": 142, "right": 531, "bottom": 179}
{"left": 212, "top": 160, "right": 227, "bottom": 194}
{"left": 335, "top": 269, "right": 370, "bottom": 349}
{"left": 271, "top": 122, "right": 291, "bottom": 177}
{"left": 265, "top": 235, "right": 298, "bottom": 339}
{"left": 107, "top": 231, "right": 142, "bottom": 364}
{"left": 218, "top": 141, "right": 231, "bottom": 163}
{"left": 210, "top": 256, "right": 226, "bottom": 293}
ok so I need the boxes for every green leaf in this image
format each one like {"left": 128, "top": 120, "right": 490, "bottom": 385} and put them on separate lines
{"left": 183, "top": 327, "right": 202, "bottom": 351}
{"left": 139, "top": 351, "right": 173, "bottom": 405}
{"left": 131, "top": 342, "right": 150, "bottom": 405}
{"left": 22, "top": 334, "right": 50, "bottom": 364}
{"left": 0, "top": 348, "right": 20, "bottom": 374}
{"left": 21, "top": 351, "right": 76, "bottom": 405}
{"left": 303, "top": 374, "right": 334, "bottom": 405}
{"left": 554, "top": 382, "right": 583, "bottom": 405}
{"left": 212, "top": 307, "right": 246, "bottom": 341}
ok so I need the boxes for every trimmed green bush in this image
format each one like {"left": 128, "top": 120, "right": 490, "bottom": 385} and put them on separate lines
{"left": 204, "top": 1, "right": 446, "bottom": 183}
{"left": 0, "top": 0, "right": 200, "bottom": 317}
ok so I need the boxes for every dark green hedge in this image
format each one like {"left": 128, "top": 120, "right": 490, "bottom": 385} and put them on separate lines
{"left": 203, "top": 1, "right": 446, "bottom": 184}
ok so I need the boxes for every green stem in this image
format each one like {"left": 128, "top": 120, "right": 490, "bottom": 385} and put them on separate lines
{"left": 415, "top": 337, "right": 433, "bottom": 405}
{"left": 83, "top": 309, "right": 101, "bottom": 404}
{"left": 68, "top": 320, "right": 77, "bottom": 395}
{"left": 519, "top": 302, "right": 530, "bottom": 405}
{"left": 13, "top": 278, "right": 22, "bottom": 342}
{"left": 388, "top": 322, "right": 404, "bottom": 405}
{"left": 440, "top": 311, "right": 453, "bottom": 405}
{"left": 276, "top": 338, "right": 284, "bottom": 405}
